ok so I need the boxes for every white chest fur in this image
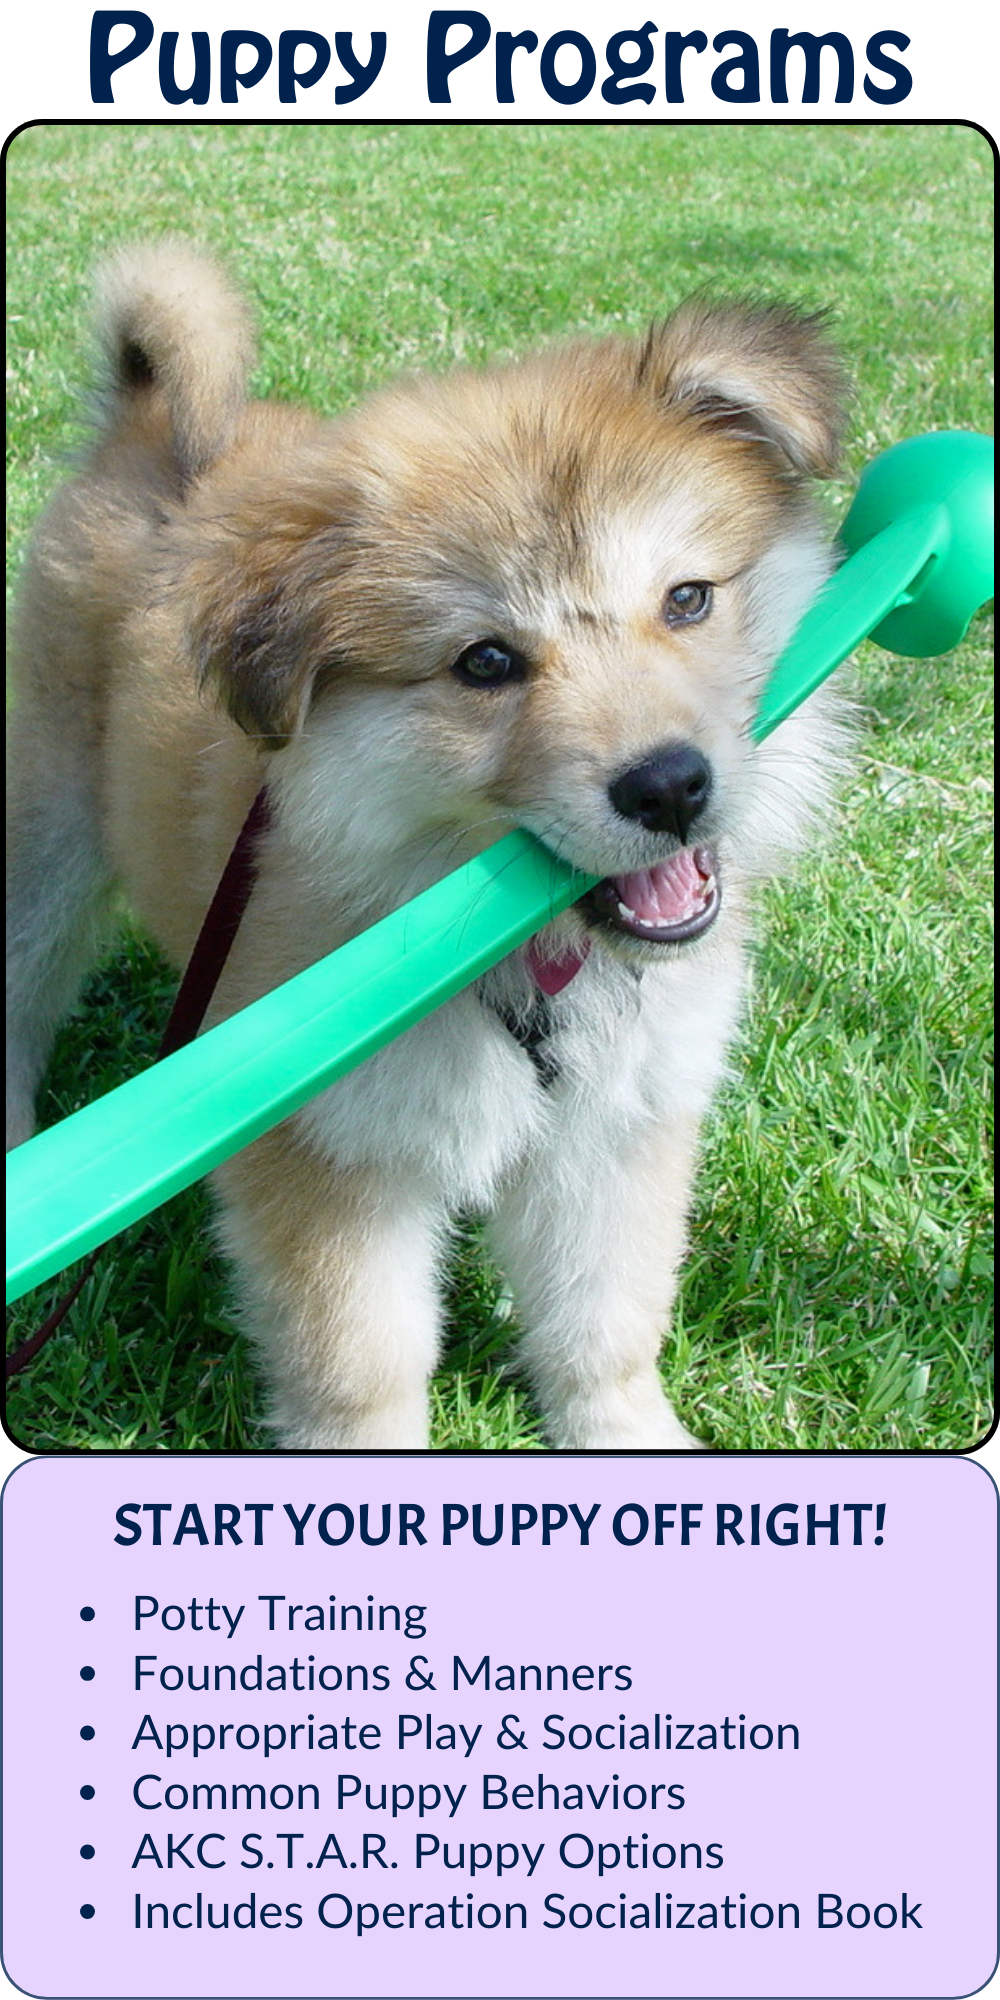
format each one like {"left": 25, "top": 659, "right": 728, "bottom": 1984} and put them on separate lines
{"left": 295, "top": 935, "right": 745, "bottom": 1214}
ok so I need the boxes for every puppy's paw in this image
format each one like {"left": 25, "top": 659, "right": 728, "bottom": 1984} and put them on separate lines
{"left": 547, "top": 1384, "right": 710, "bottom": 1453}
{"left": 269, "top": 1401, "right": 432, "bottom": 1453}
{"left": 582, "top": 1415, "right": 710, "bottom": 1452}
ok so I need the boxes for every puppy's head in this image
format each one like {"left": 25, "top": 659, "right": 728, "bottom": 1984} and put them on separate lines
{"left": 191, "top": 298, "right": 848, "bottom": 953}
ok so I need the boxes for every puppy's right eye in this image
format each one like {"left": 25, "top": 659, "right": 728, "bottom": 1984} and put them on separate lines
{"left": 662, "top": 581, "right": 713, "bottom": 627}
{"left": 451, "top": 640, "right": 528, "bottom": 690}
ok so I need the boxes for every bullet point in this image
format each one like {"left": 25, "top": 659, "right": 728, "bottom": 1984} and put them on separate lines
{"left": 80, "top": 1905, "right": 95, "bottom": 1920}
{"left": 80, "top": 1666, "right": 95, "bottom": 1681}
{"left": 80, "top": 1726, "right": 95, "bottom": 1741}
{"left": 80, "top": 1846, "right": 95, "bottom": 1860}
{"left": 80, "top": 1786, "right": 95, "bottom": 1800}
{"left": 79, "top": 1607, "right": 95, "bottom": 1622}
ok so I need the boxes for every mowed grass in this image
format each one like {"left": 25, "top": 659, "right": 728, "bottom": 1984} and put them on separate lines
{"left": 5, "top": 121, "right": 993, "bottom": 1454}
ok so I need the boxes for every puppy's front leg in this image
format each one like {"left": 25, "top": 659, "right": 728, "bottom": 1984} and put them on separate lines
{"left": 214, "top": 1129, "right": 445, "bottom": 1450}
{"left": 488, "top": 1113, "right": 707, "bottom": 1451}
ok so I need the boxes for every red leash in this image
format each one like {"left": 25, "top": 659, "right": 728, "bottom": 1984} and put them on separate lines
{"left": 5, "top": 787, "right": 271, "bottom": 1381}
{"left": 156, "top": 788, "right": 272, "bottom": 1059}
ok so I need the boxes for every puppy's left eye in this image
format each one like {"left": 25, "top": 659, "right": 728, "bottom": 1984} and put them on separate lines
{"left": 662, "top": 581, "right": 713, "bottom": 627}
{"left": 451, "top": 640, "right": 529, "bottom": 689}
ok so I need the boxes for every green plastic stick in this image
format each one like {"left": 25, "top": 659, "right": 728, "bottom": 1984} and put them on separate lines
{"left": 6, "top": 836, "right": 591, "bottom": 1304}
{"left": 6, "top": 432, "right": 994, "bottom": 1305}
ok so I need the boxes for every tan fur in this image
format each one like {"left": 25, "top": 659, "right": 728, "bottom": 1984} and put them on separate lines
{"left": 7, "top": 245, "right": 848, "bottom": 1449}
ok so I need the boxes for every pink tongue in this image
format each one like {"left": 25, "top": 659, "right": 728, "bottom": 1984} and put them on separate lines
{"left": 524, "top": 851, "right": 713, "bottom": 992}
{"left": 525, "top": 935, "right": 591, "bottom": 995}
{"left": 612, "top": 850, "right": 709, "bottom": 925}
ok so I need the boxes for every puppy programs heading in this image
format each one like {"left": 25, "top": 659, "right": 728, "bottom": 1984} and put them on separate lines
{"left": 113, "top": 1500, "right": 889, "bottom": 1548}
{"left": 90, "top": 13, "right": 914, "bottom": 108}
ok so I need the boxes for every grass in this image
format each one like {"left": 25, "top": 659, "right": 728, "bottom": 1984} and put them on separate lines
{"left": 5, "top": 121, "right": 994, "bottom": 1454}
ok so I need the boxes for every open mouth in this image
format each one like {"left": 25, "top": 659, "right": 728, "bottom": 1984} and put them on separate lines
{"left": 583, "top": 845, "right": 721, "bottom": 945}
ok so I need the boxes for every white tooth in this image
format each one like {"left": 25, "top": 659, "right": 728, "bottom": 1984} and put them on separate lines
{"left": 617, "top": 901, "right": 637, "bottom": 920}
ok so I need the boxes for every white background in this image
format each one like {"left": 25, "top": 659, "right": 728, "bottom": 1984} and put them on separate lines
{"left": 0, "top": 2, "right": 996, "bottom": 128}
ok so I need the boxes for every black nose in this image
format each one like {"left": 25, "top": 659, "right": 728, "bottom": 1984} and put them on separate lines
{"left": 608, "top": 744, "right": 713, "bottom": 842}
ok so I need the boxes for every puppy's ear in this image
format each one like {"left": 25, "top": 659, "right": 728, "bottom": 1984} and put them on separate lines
{"left": 637, "top": 300, "right": 848, "bottom": 477}
{"left": 186, "top": 494, "right": 361, "bottom": 749}
{"left": 198, "top": 566, "right": 320, "bottom": 749}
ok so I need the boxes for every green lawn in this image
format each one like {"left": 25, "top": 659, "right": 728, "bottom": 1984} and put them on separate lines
{"left": 5, "top": 121, "right": 993, "bottom": 1453}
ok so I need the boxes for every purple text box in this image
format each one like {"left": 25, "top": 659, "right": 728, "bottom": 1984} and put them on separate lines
{"left": 1, "top": 1456, "right": 995, "bottom": 1998}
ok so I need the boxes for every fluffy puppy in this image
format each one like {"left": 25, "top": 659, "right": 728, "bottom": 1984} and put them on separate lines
{"left": 6, "top": 244, "right": 847, "bottom": 1450}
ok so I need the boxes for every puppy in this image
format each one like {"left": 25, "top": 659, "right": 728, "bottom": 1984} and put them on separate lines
{"left": 6, "top": 243, "right": 847, "bottom": 1450}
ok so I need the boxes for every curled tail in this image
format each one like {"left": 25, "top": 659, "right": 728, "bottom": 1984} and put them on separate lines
{"left": 93, "top": 240, "right": 256, "bottom": 483}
